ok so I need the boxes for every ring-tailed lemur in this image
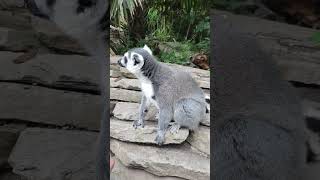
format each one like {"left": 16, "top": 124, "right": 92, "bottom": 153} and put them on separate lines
{"left": 25, "top": 1, "right": 109, "bottom": 180}
{"left": 118, "top": 45, "right": 207, "bottom": 145}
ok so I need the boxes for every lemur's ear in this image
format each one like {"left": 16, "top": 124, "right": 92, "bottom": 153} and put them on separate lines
{"left": 143, "top": 45, "right": 153, "bottom": 55}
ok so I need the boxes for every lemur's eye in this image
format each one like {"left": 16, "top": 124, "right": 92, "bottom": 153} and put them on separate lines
{"left": 133, "top": 56, "right": 140, "bottom": 65}
{"left": 124, "top": 57, "right": 128, "bottom": 64}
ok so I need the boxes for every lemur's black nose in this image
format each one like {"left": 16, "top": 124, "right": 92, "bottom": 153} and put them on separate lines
{"left": 118, "top": 59, "right": 125, "bottom": 67}
{"left": 25, "top": 0, "right": 50, "bottom": 20}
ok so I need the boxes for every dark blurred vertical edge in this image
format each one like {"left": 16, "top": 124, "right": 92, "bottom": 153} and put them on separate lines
{"left": 209, "top": 8, "right": 214, "bottom": 180}
{"left": 105, "top": 1, "right": 111, "bottom": 178}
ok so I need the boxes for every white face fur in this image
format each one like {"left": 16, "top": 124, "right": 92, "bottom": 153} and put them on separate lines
{"left": 119, "top": 45, "right": 153, "bottom": 74}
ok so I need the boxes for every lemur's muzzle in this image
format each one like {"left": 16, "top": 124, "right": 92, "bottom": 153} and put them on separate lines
{"left": 118, "top": 58, "right": 125, "bottom": 67}
{"left": 25, "top": 0, "right": 50, "bottom": 20}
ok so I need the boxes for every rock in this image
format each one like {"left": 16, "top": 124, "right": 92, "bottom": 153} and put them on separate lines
{"left": 213, "top": 10, "right": 320, "bottom": 85}
{"left": 0, "top": 83, "right": 101, "bottom": 130}
{"left": 110, "top": 78, "right": 140, "bottom": 90}
{"left": 0, "top": 27, "right": 38, "bottom": 51}
{"left": 0, "top": 0, "right": 25, "bottom": 10}
{"left": 110, "top": 101, "right": 117, "bottom": 114}
{"left": 110, "top": 118, "right": 189, "bottom": 144}
{"left": 111, "top": 88, "right": 141, "bottom": 102}
{"left": 111, "top": 139, "right": 210, "bottom": 180}
{"left": 110, "top": 77, "right": 210, "bottom": 90}
{"left": 0, "top": 10, "right": 32, "bottom": 30}
{"left": 31, "top": 17, "right": 86, "bottom": 54}
{"left": 111, "top": 157, "right": 184, "bottom": 180}
{"left": 303, "top": 100, "right": 320, "bottom": 120}
{"left": 112, "top": 102, "right": 210, "bottom": 126}
{"left": 112, "top": 102, "right": 157, "bottom": 121}
{"left": 306, "top": 129, "right": 320, "bottom": 161}
{"left": 0, "top": 171, "right": 26, "bottom": 180}
{"left": 8, "top": 128, "right": 98, "bottom": 180}
{"left": 187, "top": 126, "right": 210, "bottom": 155}
{"left": 0, "top": 124, "right": 26, "bottom": 168}
{"left": 0, "top": 52, "right": 100, "bottom": 92}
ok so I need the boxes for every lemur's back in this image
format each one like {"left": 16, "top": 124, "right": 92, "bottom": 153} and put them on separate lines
{"left": 154, "top": 63, "right": 206, "bottom": 104}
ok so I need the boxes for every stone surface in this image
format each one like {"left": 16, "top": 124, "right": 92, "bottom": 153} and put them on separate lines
{"left": 113, "top": 102, "right": 158, "bottom": 121}
{"left": 110, "top": 77, "right": 210, "bottom": 90}
{"left": 187, "top": 126, "right": 210, "bottom": 155}
{"left": 110, "top": 139, "right": 210, "bottom": 180}
{"left": 0, "top": 172, "right": 26, "bottom": 180}
{"left": 306, "top": 129, "right": 320, "bottom": 161}
{"left": 113, "top": 102, "right": 210, "bottom": 126}
{"left": 110, "top": 118, "right": 189, "bottom": 144}
{"left": 31, "top": 17, "right": 86, "bottom": 54}
{"left": 111, "top": 158, "right": 184, "bottom": 180}
{"left": 110, "top": 88, "right": 141, "bottom": 102}
{"left": 8, "top": 128, "right": 97, "bottom": 180}
{"left": 0, "top": 124, "right": 26, "bottom": 168}
{"left": 0, "top": 52, "right": 100, "bottom": 92}
{"left": 213, "top": 10, "right": 320, "bottom": 85}
{"left": 0, "top": 27, "right": 38, "bottom": 51}
{"left": 0, "top": 0, "right": 25, "bottom": 10}
{"left": 0, "top": 10, "right": 31, "bottom": 30}
{"left": 303, "top": 100, "right": 320, "bottom": 120}
{"left": 0, "top": 83, "right": 101, "bottom": 130}
{"left": 110, "top": 78, "right": 140, "bottom": 90}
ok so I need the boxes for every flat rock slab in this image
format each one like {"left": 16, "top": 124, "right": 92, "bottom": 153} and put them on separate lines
{"left": 187, "top": 126, "right": 210, "bottom": 155}
{"left": 111, "top": 139, "right": 210, "bottom": 180}
{"left": 0, "top": 0, "right": 25, "bottom": 10}
{"left": 113, "top": 102, "right": 210, "bottom": 126}
{"left": 0, "top": 172, "right": 26, "bottom": 180}
{"left": 8, "top": 128, "right": 97, "bottom": 180}
{"left": 0, "top": 27, "right": 38, "bottom": 51}
{"left": 31, "top": 17, "right": 86, "bottom": 54}
{"left": 113, "top": 102, "right": 158, "bottom": 121}
{"left": 0, "top": 10, "right": 32, "bottom": 30}
{"left": 111, "top": 77, "right": 209, "bottom": 90}
{"left": 0, "top": 124, "right": 26, "bottom": 168}
{"left": 111, "top": 157, "right": 184, "bottom": 180}
{"left": 213, "top": 10, "right": 320, "bottom": 85}
{"left": 0, "top": 52, "right": 100, "bottom": 92}
{"left": 111, "top": 118, "right": 189, "bottom": 145}
{"left": 0, "top": 83, "right": 101, "bottom": 130}
{"left": 111, "top": 88, "right": 141, "bottom": 102}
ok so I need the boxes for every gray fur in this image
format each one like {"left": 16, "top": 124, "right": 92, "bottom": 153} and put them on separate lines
{"left": 119, "top": 47, "right": 207, "bottom": 145}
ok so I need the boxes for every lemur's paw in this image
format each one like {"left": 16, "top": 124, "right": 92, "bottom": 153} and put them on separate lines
{"left": 155, "top": 132, "right": 165, "bottom": 145}
{"left": 169, "top": 123, "right": 180, "bottom": 134}
{"left": 133, "top": 120, "right": 144, "bottom": 129}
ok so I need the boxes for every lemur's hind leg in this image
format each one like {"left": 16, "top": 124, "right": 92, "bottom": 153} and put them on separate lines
{"left": 174, "top": 98, "right": 205, "bottom": 131}
{"left": 134, "top": 95, "right": 150, "bottom": 129}
{"left": 155, "top": 107, "right": 172, "bottom": 145}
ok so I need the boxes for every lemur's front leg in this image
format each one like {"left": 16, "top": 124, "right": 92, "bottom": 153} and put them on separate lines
{"left": 133, "top": 95, "right": 150, "bottom": 129}
{"left": 155, "top": 104, "right": 172, "bottom": 145}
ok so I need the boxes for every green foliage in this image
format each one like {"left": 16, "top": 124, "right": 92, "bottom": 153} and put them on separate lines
{"left": 110, "top": 0, "right": 144, "bottom": 27}
{"left": 311, "top": 32, "right": 320, "bottom": 45}
{"left": 111, "top": 0, "right": 211, "bottom": 65}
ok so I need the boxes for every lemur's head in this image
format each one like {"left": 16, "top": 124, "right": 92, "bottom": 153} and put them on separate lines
{"left": 118, "top": 45, "right": 154, "bottom": 74}
{"left": 25, "top": 0, "right": 107, "bottom": 40}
